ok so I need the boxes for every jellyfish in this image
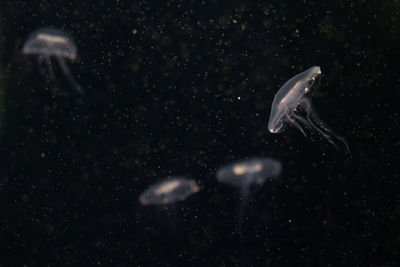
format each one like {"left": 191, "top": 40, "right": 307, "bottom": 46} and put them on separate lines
{"left": 216, "top": 157, "right": 282, "bottom": 231}
{"left": 22, "top": 27, "right": 84, "bottom": 95}
{"left": 139, "top": 177, "right": 200, "bottom": 236}
{"left": 139, "top": 177, "right": 200, "bottom": 206}
{"left": 268, "top": 66, "right": 349, "bottom": 151}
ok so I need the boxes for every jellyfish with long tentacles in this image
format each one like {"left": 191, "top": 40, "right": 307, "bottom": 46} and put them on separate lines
{"left": 216, "top": 157, "right": 282, "bottom": 232}
{"left": 22, "top": 27, "right": 84, "bottom": 95}
{"left": 268, "top": 66, "right": 349, "bottom": 152}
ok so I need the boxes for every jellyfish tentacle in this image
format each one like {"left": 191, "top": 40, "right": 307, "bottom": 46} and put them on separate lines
{"left": 293, "top": 113, "right": 341, "bottom": 149}
{"left": 302, "top": 98, "right": 350, "bottom": 152}
{"left": 293, "top": 99, "right": 343, "bottom": 152}
{"left": 303, "top": 99, "right": 339, "bottom": 150}
{"left": 42, "top": 56, "right": 56, "bottom": 81}
{"left": 56, "top": 55, "right": 84, "bottom": 95}
{"left": 308, "top": 116, "right": 340, "bottom": 150}
{"left": 287, "top": 113, "right": 307, "bottom": 137}
{"left": 37, "top": 55, "right": 45, "bottom": 67}
{"left": 235, "top": 185, "right": 251, "bottom": 233}
{"left": 293, "top": 113, "right": 310, "bottom": 128}
{"left": 37, "top": 56, "right": 47, "bottom": 76}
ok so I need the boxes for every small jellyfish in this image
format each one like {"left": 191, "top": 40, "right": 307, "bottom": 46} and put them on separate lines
{"left": 268, "top": 66, "right": 349, "bottom": 151}
{"left": 22, "top": 27, "right": 84, "bottom": 95}
{"left": 139, "top": 176, "right": 200, "bottom": 206}
{"left": 216, "top": 157, "right": 282, "bottom": 231}
{"left": 139, "top": 176, "right": 200, "bottom": 236}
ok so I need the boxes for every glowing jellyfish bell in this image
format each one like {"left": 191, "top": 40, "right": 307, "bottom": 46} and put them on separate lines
{"left": 216, "top": 157, "right": 282, "bottom": 231}
{"left": 139, "top": 177, "right": 200, "bottom": 206}
{"left": 22, "top": 27, "right": 84, "bottom": 95}
{"left": 139, "top": 176, "right": 200, "bottom": 237}
{"left": 268, "top": 66, "right": 349, "bottom": 151}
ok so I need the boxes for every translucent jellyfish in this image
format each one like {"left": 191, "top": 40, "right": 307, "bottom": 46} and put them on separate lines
{"left": 139, "top": 177, "right": 200, "bottom": 206}
{"left": 138, "top": 177, "right": 200, "bottom": 236}
{"left": 268, "top": 66, "right": 349, "bottom": 151}
{"left": 22, "top": 27, "right": 84, "bottom": 95}
{"left": 216, "top": 157, "right": 282, "bottom": 231}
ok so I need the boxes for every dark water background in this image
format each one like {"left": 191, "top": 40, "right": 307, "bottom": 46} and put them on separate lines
{"left": 0, "top": 0, "right": 399, "bottom": 266}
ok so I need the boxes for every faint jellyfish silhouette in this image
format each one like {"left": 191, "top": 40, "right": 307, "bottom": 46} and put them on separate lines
{"left": 216, "top": 157, "right": 282, "bottom": 231}
{"left": 268, "top": 66, "right": 349, "bottom": 151}
{"left": 22, "top": 27, "right": 84, "bottom": 95}
{"left": 139, "top": 176, "right": 200, "bottom": 206}
{"left": 139, "top": 176, "right": 200, "bottom": 236}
